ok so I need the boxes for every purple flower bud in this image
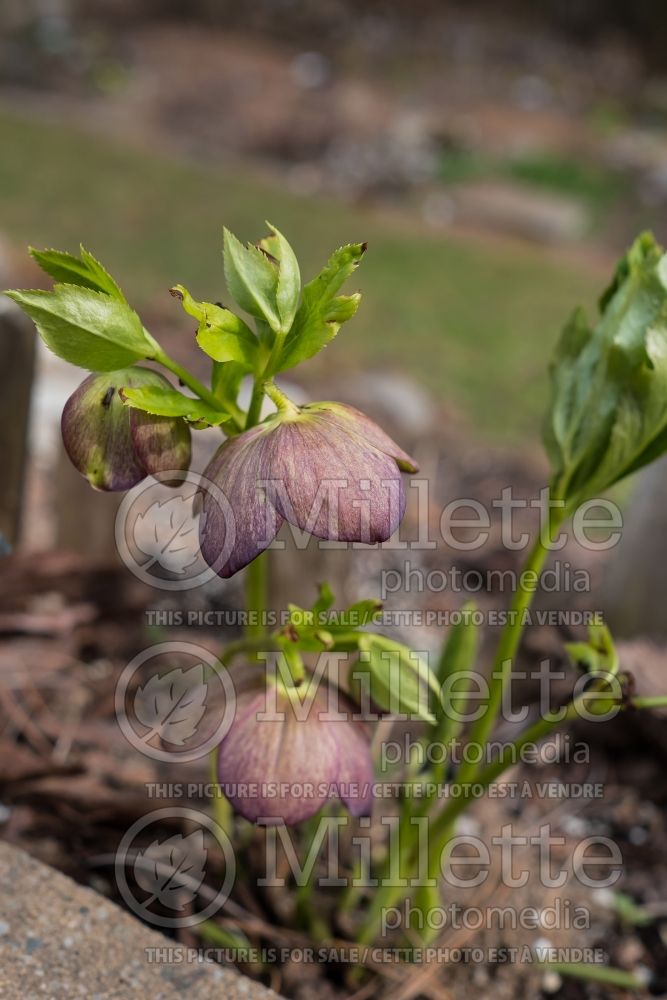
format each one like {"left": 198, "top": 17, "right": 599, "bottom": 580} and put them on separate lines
{"left": 217, "top": 676, "right": 374, "bottom": 825}
{"left": 199, "top": 401, "right": 418, "bottom": 577}
{"left": 61, "top": 368, "right": 191, "bottom": 491}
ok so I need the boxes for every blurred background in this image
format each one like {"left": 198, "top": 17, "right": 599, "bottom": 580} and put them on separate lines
{"left": 3, "top": 8, "right": 667, "bottom": 996}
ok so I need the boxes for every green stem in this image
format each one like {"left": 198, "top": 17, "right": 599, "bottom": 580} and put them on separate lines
{"left": 264, "top": 379, "right": 299, "bottom": 417}
{"left": 153, "top": 346, "right": 244, "bottom": 430}
{"left": 456, "top": 507, "right": 565, "bottom": 785}
{"left": 209, "top": 744, "right": 232, "bottom": 836}
{"left": 537, "top": 961, "right": 648, "bottom": 990}
{"left": 245, "top": 377, "right": 265, "bottom": 429}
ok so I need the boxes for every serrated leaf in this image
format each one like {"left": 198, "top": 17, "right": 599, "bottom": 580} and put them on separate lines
{"left": 170, "top": 284, "right": 259, "bottom": 369}
{"left": 265, "top": 221, "right": 300, "bottom": 332}
{"left": 134, "top": 831, "right": 206, "bottom": 909}
{"left": 6, "top": 285, "right": 152, "bottom": 370}
{"left": 544, "top": 232, "right": 667, "bottom": 502}
{"left": 276, "top": 242, "right": 365, "bottom": 372}
{"left": 134, "top": 664, "right": 208, "bottom": 745}
{"left": 121, "top": 385, "right": 230, "bottom": 426}
{"left": 132, "top": 495, "right": 203, "bottom": 575}
{"left": 223, "top": 227, "right": 280, "bottom": 331}
{"left": 29, "top": 245, "right": 127, "bottom": 301}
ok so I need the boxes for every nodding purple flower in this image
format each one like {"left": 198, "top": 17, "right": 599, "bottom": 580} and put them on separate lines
{"left": 199, "top": 400, "right": 418, "bottom": 578}
{"left": 61, "top": 367, "right": 191, "bottom": 491}
{"left": 217, "top": 675, "right": 374, "bottom": 825}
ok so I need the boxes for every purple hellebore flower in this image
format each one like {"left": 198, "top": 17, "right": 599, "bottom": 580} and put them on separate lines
{"left": 61, "top": 367, "right": 191, "bottom": 491}
{"left": 199, "top": 401, "right": 418, "bottom": 578}
{"left": 217, "top": 675, "right": 374, "bottom": 825}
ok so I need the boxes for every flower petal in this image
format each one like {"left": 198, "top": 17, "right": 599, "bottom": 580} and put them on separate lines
{"left": 199, "top": 426, "right": 283, "bottom": 578}
{"left": 217, "top": 688, "right": 337, "bottom": 825}
{"left": 308, "top": 402, "right": 419, "bottom": 473}
{"left": 266, "top": 415, "right": 406, "bottom": 543}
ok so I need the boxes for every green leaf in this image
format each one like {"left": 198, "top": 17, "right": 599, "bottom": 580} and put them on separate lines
{"left": 120, "top": 385, "right": 230, "bottom": 426}
{"left": 350, "top": 635, "right": 438, "bottom": 724}
{"left": 565, "top": 623, "right": 618, "bottom": 675}
{"left": 6, "top": 285, "right": 153, "bottom": 370}
{"left": 276, "top": 242, "right": 366, "bottom": 372}
{"left": 311, "top": 582, "right": 335, "bottom": 619}
{"left": 264, "top": 222, "right": 300, "bottom": 333}
{"left": 544, "top": 232, "right": 667, "bottom": 502}
{"left": 436, "top": 602, "right": 480, "bottom": 687}
{"left": 170, "top": 284, "right": 259, "bottom": 369}
{"left": 212, "top": 360, "right": 246, "bottom": 406}
{"left": 223, "top": 228, "right": 281, "bottom": 331}
{"left": 29, "top": 246, "right": 126, "bottom": 301}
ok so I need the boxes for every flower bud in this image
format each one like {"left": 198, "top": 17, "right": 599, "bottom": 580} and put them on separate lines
{"left": 61, "top": 367, "right": 191, "bottom": 491}
{"left": 199, "top": 400, "right": 418, "bottom": 577}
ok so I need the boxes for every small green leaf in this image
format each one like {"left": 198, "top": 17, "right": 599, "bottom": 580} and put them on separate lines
{"left": 264, "top": 222, "right": 300, "bottom": 333}
{"left": 223, "top": 228, "right": 281, "bottom": 331}
{"left": 436, "top": 602, "right": 480, "bottom": 687}
{"left": 277, "top": 242, "right": 366, "bottom": 372}
{"left": 170, "top": 285, "right": 258, "bottom": 368}
{"left": 120, "top": 385, "right": 230, "bottom": 426}
{"left": 350, "top": 635, "right": 438, "bottom": 723}
{"left": 29, "top": 246, "right": 126, "bottom": 301}
{"left": 6, "top": 285, "right": 152, "bottom": 370}
{"left": 565, "top": 623, "right": 618, "bottom": 674}
{"left": 432, "top": 603, "right": 480, "bottom": 754}
{"left": 310, "top": 582, "right": 335, "bottom": 620}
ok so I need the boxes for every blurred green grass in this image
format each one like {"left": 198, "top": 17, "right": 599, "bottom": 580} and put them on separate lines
{"left": 0, "top": 110, "right": 602, "bottom": 441}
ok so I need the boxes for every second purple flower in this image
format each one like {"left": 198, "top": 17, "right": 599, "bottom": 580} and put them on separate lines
{"left": 198, "top": 399, "right": 419, "bottom": 578}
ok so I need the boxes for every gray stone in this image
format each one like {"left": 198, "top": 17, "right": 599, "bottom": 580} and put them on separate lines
{"left": 0, "top": 841, "right": 279, "bottom": 1000}
{"left": 447, "top": 180, "right": 588, "bottom": 243}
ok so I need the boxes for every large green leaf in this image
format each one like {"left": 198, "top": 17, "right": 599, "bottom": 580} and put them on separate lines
{"left": 6, "top": 285, "right": 152, "bottom": 370}
{"left": 544, "top": 232, "right": 667, "bottom": 502}
{"left": 276, "top": 242, "right": 365, "bottom": 372}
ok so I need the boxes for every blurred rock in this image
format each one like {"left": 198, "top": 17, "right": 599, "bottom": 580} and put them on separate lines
{"left": 329, "top": 371, "right": 438, "bottom": 440}
{"left": 448, "top": 180, "right": 588, "bottom": 242}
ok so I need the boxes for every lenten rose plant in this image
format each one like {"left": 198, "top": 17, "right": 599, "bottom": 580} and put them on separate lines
{"left": 9, "top": 226, "right": 667, "bottom": 987}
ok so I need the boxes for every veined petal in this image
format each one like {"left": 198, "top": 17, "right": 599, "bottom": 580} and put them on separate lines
{"left": 265, "top": 414, "right": 406, "bottom": 543}
{"left": 199, "top": 425, "right": 283, "bottom": 578}
{"left": 308, "top": 402, "right": 419, "bottom": 473}
{"left": 217, "top": 687, "right": 338, "bottom": 825}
